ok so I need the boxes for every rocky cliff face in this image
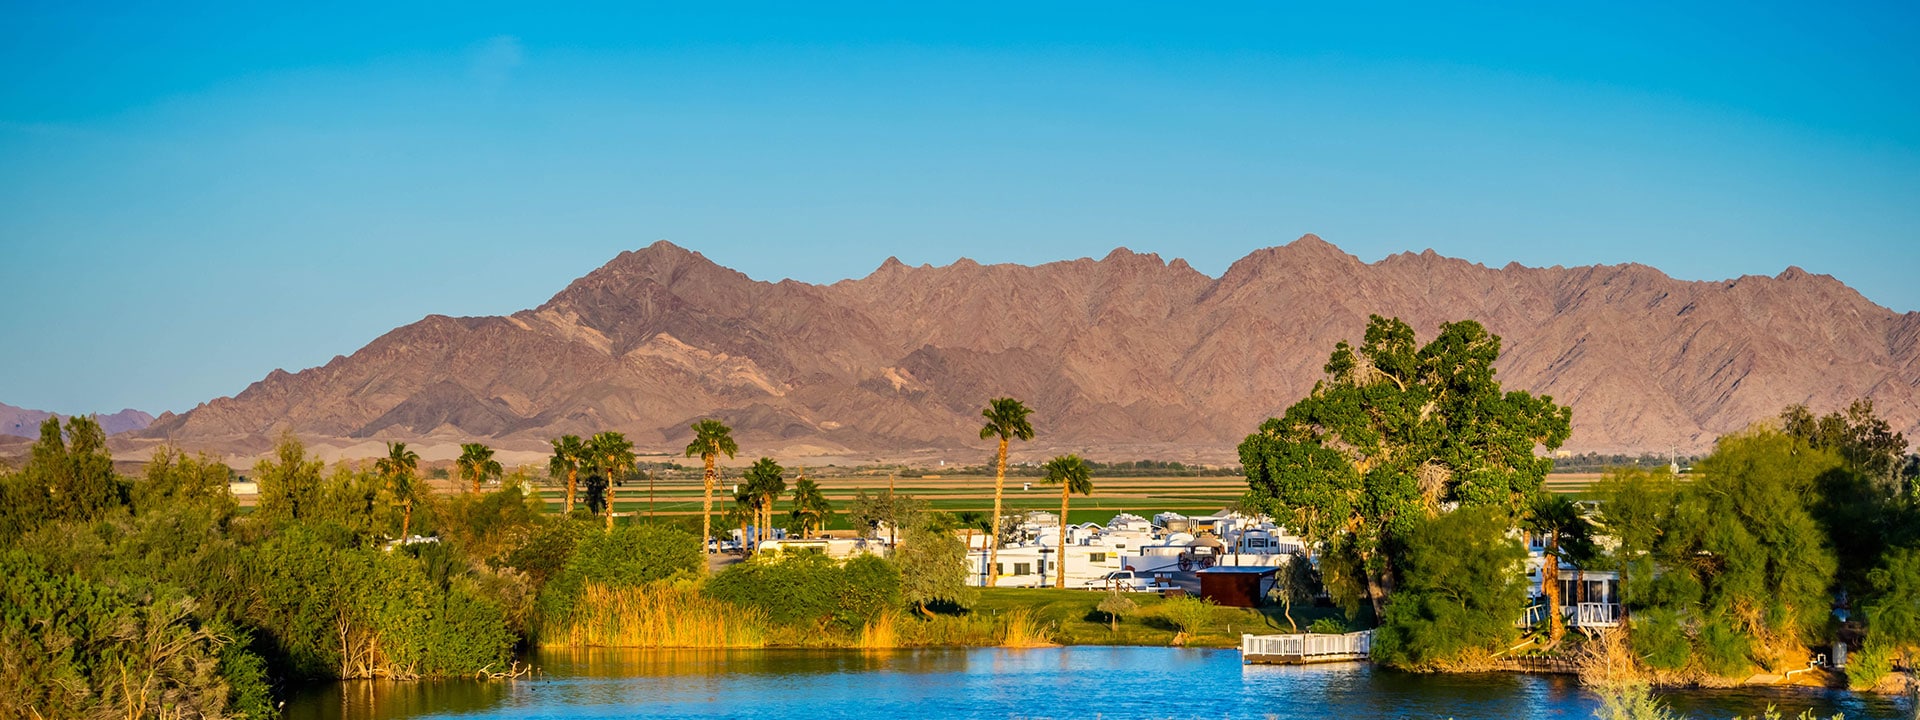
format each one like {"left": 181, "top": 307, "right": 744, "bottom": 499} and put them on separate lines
{"left": 139, "top": 237, "right": 1920, "bottom": 461}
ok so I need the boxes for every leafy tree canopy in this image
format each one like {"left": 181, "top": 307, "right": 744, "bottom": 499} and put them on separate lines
{"left": 1240, "top": 315, "right": 1570, "bottom": 615}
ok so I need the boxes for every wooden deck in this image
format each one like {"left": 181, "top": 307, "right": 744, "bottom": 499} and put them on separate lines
{"left": 1241, "top": 631, "right": 1372, "bottom": 665}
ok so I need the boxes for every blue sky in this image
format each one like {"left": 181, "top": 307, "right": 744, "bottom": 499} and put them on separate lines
{"left": 3, "top": 2, "right": 1917, "bottom": 416}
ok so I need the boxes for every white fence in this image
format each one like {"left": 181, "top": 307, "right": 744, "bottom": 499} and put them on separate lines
{"left": 1241, "top": 631, "right": 1372, "bottom": 661}
{"left": 1518, "top": 602, "right": 1622, "bottom": 629}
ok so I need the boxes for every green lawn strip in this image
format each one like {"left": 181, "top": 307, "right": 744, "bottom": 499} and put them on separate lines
{"left": 967, "top": 588, "right": 1344, "bottom": 647}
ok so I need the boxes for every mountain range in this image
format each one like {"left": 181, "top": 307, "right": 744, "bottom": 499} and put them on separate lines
{"left": 134, "top": 236, "right": 1920, "bottom": 464}
{"left": 2, "top": 402, "right": 155, "bottom": 439}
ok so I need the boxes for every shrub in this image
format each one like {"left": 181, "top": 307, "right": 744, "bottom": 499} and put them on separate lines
{"left": 1160, "top": 597, "right": 1216, "bottom": 637}
{"left": 1097, "top": 592, "right": 1138, "bottom": 631}
{"left": 1371, "top": 506, "right": 1527, "bottom": 671}
{"left": 1628, "top": 607, "right": 1692, "bottom": 671}
{"left": 703, "top": 551, "right": 902, "bottom": 632}
{"left": 539, "top": 523, "right": 703, "bottom": 631}
{"left": 1307, "top": 617, "right": 1347, "bottom": 635}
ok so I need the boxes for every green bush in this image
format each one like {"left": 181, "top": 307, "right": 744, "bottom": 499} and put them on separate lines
{"left": 1628, "top": 607, "right": 1692, "bottom": 671}
{"left": 1307, "top": 617, "right": 1347, "bottom": 635}
{"left": 703, "top": 551, "right": 902, "bottom": 631}
{"left": 0, "top": 549, "right": 246, "bottom": 718}
{"left": 538, "top": 523, "right": 703, "bottom": 630}
{"left": 1160, "top": 597, "right": 1216, "bottom": 635}
{"left": 1696, "top": 617, "right": 1753, "bottom": 677}
{"left": 1371, "top": 506, "right": 1527, "bottom": 670}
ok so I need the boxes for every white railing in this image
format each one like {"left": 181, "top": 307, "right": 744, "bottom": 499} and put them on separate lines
{"left": 1572, "top": 602, "right": 1621, "bottom": 627}
{"left": 1517, "top": 604, "right": 1546, "bottom": 628}
{"left": 1241, "top": 631, "right": 1372, "bottom": 660}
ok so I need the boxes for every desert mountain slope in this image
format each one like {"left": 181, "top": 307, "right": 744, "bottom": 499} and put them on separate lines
{"left": 2, "top": 402, "right": 154, "bottom": 438}
{"left": 139, "top": 236, "right": 1920, "bottom": 462}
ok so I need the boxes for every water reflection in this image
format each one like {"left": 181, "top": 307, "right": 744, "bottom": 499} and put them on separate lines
{"left": 283, "top": 647, "right": 1913, "bottom": 720}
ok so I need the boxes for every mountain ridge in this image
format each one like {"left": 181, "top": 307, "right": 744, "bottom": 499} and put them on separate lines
{"left": 136, "top": 236, "right": 1920, "bottom": 463}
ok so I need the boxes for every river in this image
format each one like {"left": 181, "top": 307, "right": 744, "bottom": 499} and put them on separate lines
{"left": 284, "top": 647, "right": 1911, "bottom": 719}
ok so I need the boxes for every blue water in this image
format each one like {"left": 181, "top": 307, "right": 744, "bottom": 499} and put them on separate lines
{"left": 285, "top": 647, "right": 1911, "bottom": 719}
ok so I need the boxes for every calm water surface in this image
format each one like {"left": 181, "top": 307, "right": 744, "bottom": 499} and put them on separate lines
{"left": 286, "top": 647, "right": 1911, "bottom": 720}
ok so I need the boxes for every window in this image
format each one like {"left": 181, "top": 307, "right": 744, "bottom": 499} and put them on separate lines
{"left": 995, "top": 563, "right": 1005, "bottom": 576}
{"left": 1089, "top": 553, "right": 1107, "bottom": 563}
{"left": 1014, "top": 562, "right": 1033, "bottom": 576}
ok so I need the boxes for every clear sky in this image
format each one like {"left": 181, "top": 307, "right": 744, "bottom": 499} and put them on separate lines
{"left": 3, "top": 2, "right": 1917, "bottom": 416}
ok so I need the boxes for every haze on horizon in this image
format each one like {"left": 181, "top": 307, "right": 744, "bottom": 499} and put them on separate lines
{"left": 3, "top": 2, "right": 1917, "bottom": 416}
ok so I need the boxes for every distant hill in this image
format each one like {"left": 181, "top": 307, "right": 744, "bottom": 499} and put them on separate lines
{"left": 139, "top": 236, "right": 1920, "bottom": 463}
{"left": 1, "top": 402, "right": 155, "bottom": 438}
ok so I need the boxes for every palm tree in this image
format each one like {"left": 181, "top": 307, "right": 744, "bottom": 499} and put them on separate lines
{"left": 741, "top": 457, "right": 786, "bottom": 552}
{"left": 456, "top": 443, "right": 503, "bottom": 494}
{"left": 789, "top": 475, "right": 833, "bottom": 538}
{"left": 684, "top": 419, "right": 739, "bottom": 559}
{"left": 1041, "top": 454, "right": 1094, "bottom": 589}
{"left": 955, "top": 510, "right": 987, "bottom": 555}
{"left": 549, "top": 435, "right": 588, "bottom": 515}
{"left": 375, "top": 441, "right": 421, "bottom": 538}
{"left": 1523, "top": 493, "right": 1597, "bottom": 645}
{"left": 588, "top": 431, "right": 636, "bottom": 530}
{"left": 979, "top": 397, "right": 1035, "bottom": 586}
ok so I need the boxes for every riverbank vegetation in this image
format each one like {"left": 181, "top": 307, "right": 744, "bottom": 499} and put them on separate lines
{"left": 1239, "top": 315, "right": 1920, "bottom": 695}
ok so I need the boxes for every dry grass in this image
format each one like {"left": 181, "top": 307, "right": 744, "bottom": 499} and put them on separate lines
{"left": 552, "top": 582, "right": 768, "bottom": 648}
{"left": 998, "top": 608, "right": 1056, "bottom": 648}
{"left": 857, "top": 610, "right": 899, "bottom": 649}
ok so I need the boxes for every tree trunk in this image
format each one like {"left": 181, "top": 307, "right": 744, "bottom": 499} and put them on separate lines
{"left": 401, "top": 501, "right": 412, "bottom": 538}
{"left": 565, "top": 468, "right": 578, "bottom": 515}
{"left": 1366, "top": 568, "right": 1391, "bottom": 624}
{"left": 472, "top": 469, "right": 481, "bottom": 494}
{"left": 1057, "top": 481, "right": 1071, "bottom": 590}
{"left": 703, "top": 456, "right": 716, "bottom": 562}
{"left": 1283, "top": 596, "right": 1296, "bottom": 633}
{"left": 1544, "top": 538, "right": 1565, "bottom": 644}
{"left": 988, "top": 437, "right": 1008, "bottom": 587}
{"left": 606, "top": 482, "right": 616, "bottom": 531}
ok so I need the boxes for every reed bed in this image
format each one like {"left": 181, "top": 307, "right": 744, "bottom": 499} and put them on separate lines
{"left": 553, "top": 582, "right": 768, "bottom": 648}
{"left": 997, "top": 608, "right": 1057, "bottom": 648}
{"left": 856, "top": 610, "right": 899, "bottom": 649}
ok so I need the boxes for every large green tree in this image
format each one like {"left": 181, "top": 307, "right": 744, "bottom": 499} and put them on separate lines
{"left": 896, "top": 522, "right": 974, "bottom": 616}
{"left": 1239, "top": 316, "right": 1571, "bottom": 618}
{"left": 256, "top": 434, "right": 326, "bottom": 522}
{"left": 684, "top": 419, "right": 739, "bottom": 559}
{"left": 23, "top": 416, "right": 122, "bottom": 525}
{"left": 1041, "top": 454, "right": 1093, "bottom": 589}
{"left": 979, "top": 397, "right": 1035, "bottom": 586}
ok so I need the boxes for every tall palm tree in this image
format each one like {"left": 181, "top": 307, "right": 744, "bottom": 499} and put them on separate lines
{"left": 789, "top": 475, "right": 833, "bottom": 538}
{"left": 1523, "top": 493, "right": 1597, "bottom": 644}
{"left": 456, "top": 443, "right": 503, "bottom": 494}
{"left": 955, "top": 510, "right": 987, "bottom": 556}
{"left": 375, "top": 441, "right": 421, "bottom": 537}
{"left": 684, "top": 419, "right": 739, "bottom": 559}
{"left": 1041, "top": 454, "right": 1094, "bottom": 589}
{"left": 588, "top": 431, "right": 636, "bottom": 530}
{"left": 979, "top": 397, "right": 1035, "bottom": 586}
{"left": 549, "top": 435, "right": 588, "bottom": 515}
{"left": 741, "top": 457, "right": 786, "bottom": 552}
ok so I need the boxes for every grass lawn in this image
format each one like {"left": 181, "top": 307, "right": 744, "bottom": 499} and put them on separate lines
{"left": 964, "top": 587, "right": 1350, "bottom": 648}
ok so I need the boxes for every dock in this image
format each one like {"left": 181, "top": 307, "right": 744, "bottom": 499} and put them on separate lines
{"left": 1240, "top": 631, "right": 1372, "bottom": 665}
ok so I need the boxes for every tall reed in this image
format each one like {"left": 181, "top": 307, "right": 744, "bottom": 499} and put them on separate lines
{"left": 998, "top": 608, "right": 1055, "bottom": 648}
{"left": 552, "top": 582, "right": 767, "bottom": 648}
{"left": 857, "top": 610, "right": 899, "bottom": 649}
